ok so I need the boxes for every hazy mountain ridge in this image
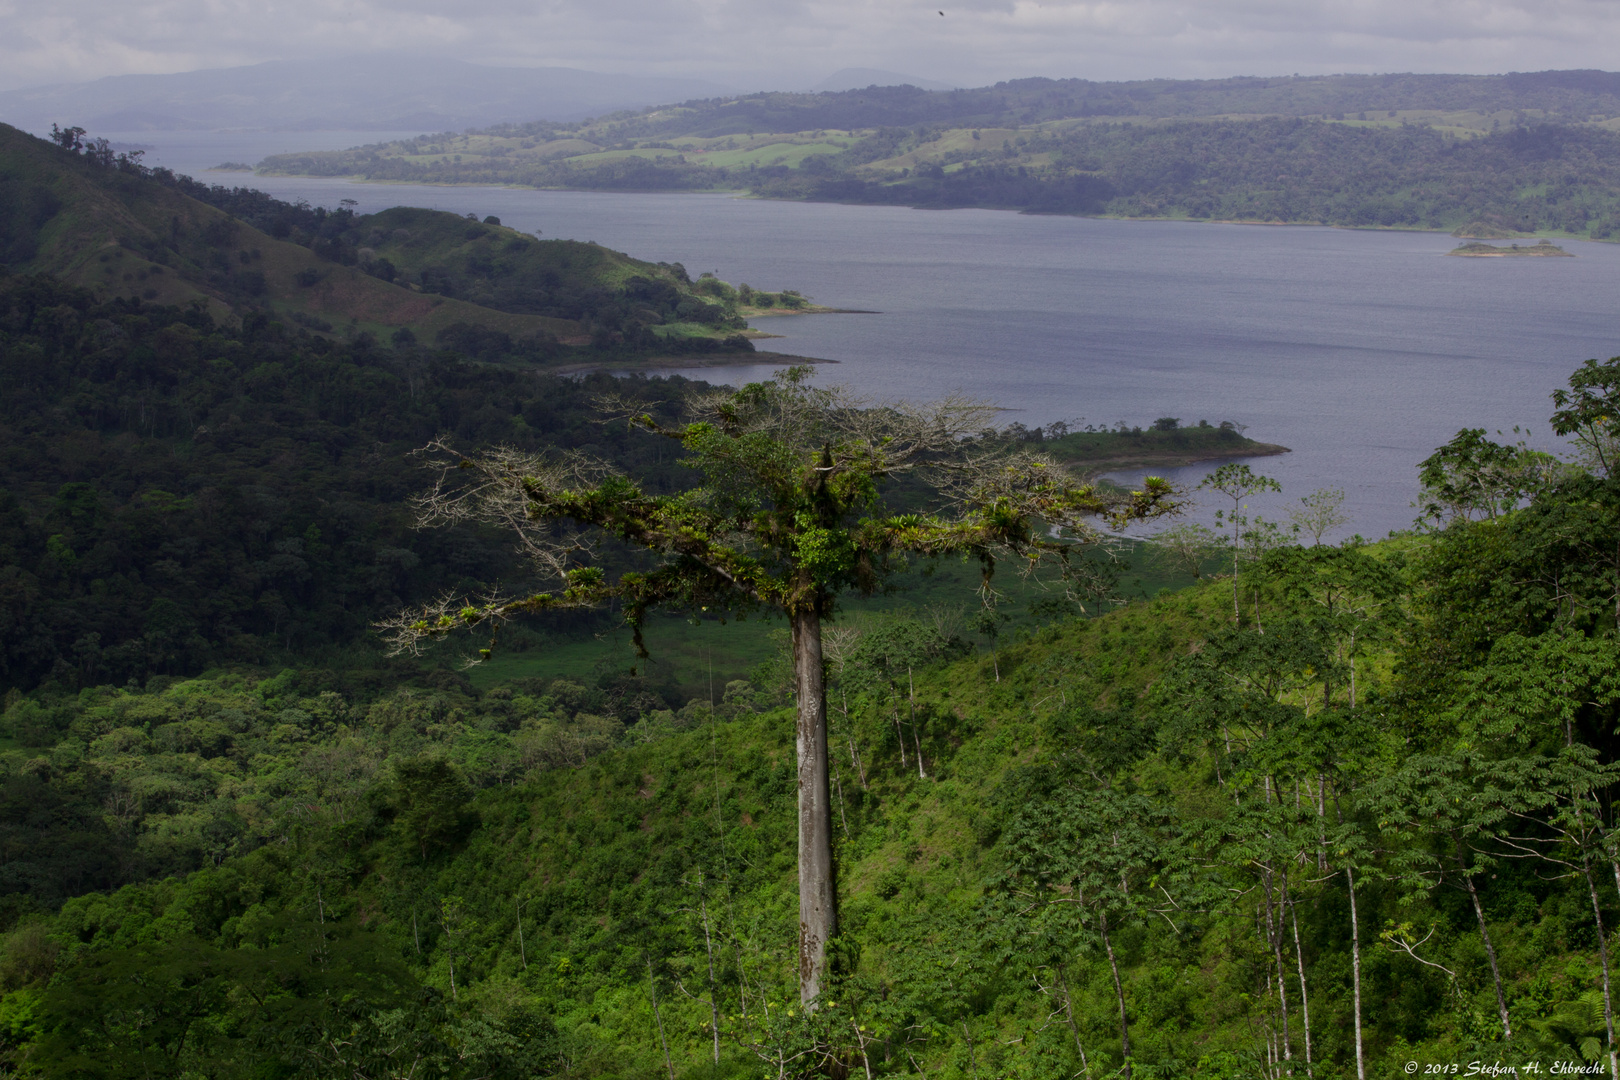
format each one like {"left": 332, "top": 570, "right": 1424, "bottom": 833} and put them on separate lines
{"left": 0, "top": 56, "right": 734, "bottom": 132}
{"left": 547, "top": 68, "right": 1620, "bottom": 138}
{"left": 810, "top": 68, "right": 958, "bottom": 93}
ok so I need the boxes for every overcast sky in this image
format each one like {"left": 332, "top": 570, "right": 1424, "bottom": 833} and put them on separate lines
{"left": 1, "top": 0, "right": 1612, "bottom": 94}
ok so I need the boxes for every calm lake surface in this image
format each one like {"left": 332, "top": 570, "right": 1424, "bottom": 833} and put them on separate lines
{"left": 101, "top": 130, "right": 1620, "bottom": 541}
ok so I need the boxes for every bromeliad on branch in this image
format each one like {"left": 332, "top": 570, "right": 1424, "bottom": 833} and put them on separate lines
{"left": 379, "top": 366, "right": 1179, "bottom": 1004}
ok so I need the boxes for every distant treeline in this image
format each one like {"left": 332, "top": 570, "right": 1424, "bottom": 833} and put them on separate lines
{"left": 268, "top": 117, "right": 1620, "bottom": 235}
{"left": 778, "top": 119, "right": 1620, "bottom": 232}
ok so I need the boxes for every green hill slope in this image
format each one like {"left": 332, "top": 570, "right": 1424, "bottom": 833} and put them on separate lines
{"left": 257, "top": 75, "right": 1620, "bottom": 236}
{"left": 1, "top": 344, "right": 1619, "bottom": 1075}
{"left": 0, "top": 123, "right": 584, "bottom": 343}
{"left": 0, "top": 271, "right": 711, "bottom": 695}
{"left": 350, "top": 205, "right": 775, "bottom": 351}
{"left": 0, "top": 124, "right": 796, "bottom": 360}
{"left": 6, "top": 480, "right": 1620, "bottom": 1076}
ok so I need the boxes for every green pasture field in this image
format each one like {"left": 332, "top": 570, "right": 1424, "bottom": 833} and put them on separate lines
{"left": 687, "top": 141, "right": 849, "bottom": 168}
{"left": 463, "top": 538, "right": 1223, "bottom": 696}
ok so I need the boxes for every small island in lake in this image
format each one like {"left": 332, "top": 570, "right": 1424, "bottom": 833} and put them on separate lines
{"left": 1041, "top": 418, "right": 1289, "bottom": 471}
{"left": 1448, "top": 239, "right": 1574, "bottom": 257}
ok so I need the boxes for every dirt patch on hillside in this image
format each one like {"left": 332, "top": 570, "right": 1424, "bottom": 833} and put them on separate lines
{"left": 307, "top": 273, "right": 438, "bottom": 325}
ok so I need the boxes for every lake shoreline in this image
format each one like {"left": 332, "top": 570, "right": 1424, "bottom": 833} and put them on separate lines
{"left": 552, "top": 349, "right": 837, "bottom": 376}
{"left": 1057, "top": 440, "right": 1291, "bottom": 473}
{"left": 233, "top": 167, "right": 1616, "bottom": 246}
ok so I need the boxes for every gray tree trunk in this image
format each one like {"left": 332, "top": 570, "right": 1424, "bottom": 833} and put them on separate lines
{"left": 1347, "top": 864, "right": 1365, "bottom": 1080}
{"left": 793, "top": 607, "right": 836, "bottom": 1005}
{"left": 1100, "top": 911, "right": 1132, "bottom": 1080}
{"left": 1458, "top": 849, "right": 1511, "bottom": 1042}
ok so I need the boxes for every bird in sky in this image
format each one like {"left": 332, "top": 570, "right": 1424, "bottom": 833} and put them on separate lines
{"left": 939, "top": 10, "right": 945, "bottom": 14}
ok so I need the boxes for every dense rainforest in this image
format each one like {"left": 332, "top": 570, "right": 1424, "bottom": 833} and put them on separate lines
{"left": 0, "top": 271, "right": 717, "bottom": 694}
{"left": 2, "top": 248, "right": 1620, "bottom": 1075}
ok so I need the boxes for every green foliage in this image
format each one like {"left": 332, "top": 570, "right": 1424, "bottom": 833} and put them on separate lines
{"left": 400, "top": 366, "right": 1175, "bottom": 653}
{"left": 0, "top": 271, "right": 730, "bottom": 692}
{"left": 1552, "top": 356, "right": 1620, "bottom": 476}
{"left": 383, "top": 756, "right": 478, "bottom": 862}
{"left": 0, "top": 120, "right": 774, "bottom": 380}
{"left": 1417, "top": 427, "right": 1562, "bottom": 523}
{"left": 10, "top": 346, "right": 1620, "bottom": 1076}
{"left": 1200, "top": 463, "right": 1283, "bottom": 622}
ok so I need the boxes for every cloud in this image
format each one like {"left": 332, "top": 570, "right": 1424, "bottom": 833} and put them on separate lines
{"left": 3, "top": 0, "right": 1618, "bottom": 94}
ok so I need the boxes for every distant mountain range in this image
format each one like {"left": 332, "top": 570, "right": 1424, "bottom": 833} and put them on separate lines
{"left": 0, "top": 56, "right": 735, "bottom": 132}
{"left": 810, "top": 68, "right": 957, "bottom": 93}
{"left": 0, "top": 58, "right": 958, "bottom": 134}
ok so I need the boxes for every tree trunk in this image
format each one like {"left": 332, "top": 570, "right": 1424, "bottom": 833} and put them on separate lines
{"left": 1055, "top": 963, "right": 1091, "bottom": 1077}
{"left": 648, "top": 958, "right": 676, "bottom": 1080}
{"left": 851, "top": 1016, "right": 874, "bottom": 1080}
{"left": 890, "top": 690, "right": 908, "bottom": 769}
{"left": 1263, "top": 876, "right": 1292, "bottom": 1071}
{"left": 1459, "top": 852, "right": 1511, "bottom": 1041}
{"left": 793, "top": 607, "right": 836, "bottom": 1005}
{"left": 834, "top": 770, "right": 851, "bottom": 840}
{"left": 1346, "top": 864, "right": 1365, "bottom": 1080}
{"left": 700, "top": 890, "right": 722, "bottom": 1064}
{"left": 516, "top": 898, "right": 527, "bottom": 970}
{"left": 1290, "top": 897, "right": 1314, "bottom": 1078}
{"left": 908, "top": 667, "right": 927, "bottom": 779}
{"left": 1231, "top": 513, "right": 1242, "bottom": 623}
{"left": 1262, "top": 778, "right": 1292, "bottom": 1072}
{"left": 1100, "top": 911, "right": 1132, "bottom": 1080}
{"left": 841, "top": 685, "right": 868, "bottom": 790}
{"left": 1580, "top": 853, "right": 1618, "bottom": 1080}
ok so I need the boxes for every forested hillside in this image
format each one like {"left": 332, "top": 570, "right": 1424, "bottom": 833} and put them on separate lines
{"left": 0, "top": 123, "right": 781, "bottom": 359}
{"left": 257, "top": 69, "right": 1620, "bottom": 235}
{"left": 1, "top": 316, "right": 1620, "bottom": 1075}
{"left": 0, "top": 271, "right": 724, "bottom": 693}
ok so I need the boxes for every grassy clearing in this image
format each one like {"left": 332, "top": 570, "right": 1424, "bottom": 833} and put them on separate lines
{"left": 693, "top": 142, "right": 848, "bottom": 168}
{"left": 464, "top": 538, "right": 1223, "bottom": 698}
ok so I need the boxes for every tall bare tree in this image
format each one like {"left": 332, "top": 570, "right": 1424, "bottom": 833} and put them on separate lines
{"left": 381, "top": 367, "right": 1177, "bottom": 1002}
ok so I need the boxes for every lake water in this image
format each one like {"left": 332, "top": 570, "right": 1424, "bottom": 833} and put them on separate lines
{"left": 97, "top": 130, "right": 1620, "bottom": 541}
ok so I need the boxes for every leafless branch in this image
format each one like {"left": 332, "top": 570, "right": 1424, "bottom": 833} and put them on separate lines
{"left": 1380, "top": 925, "right": 1458, "bottom": 978}
{"left": 408, "top": 437, "right": 605, "bottom": 581}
